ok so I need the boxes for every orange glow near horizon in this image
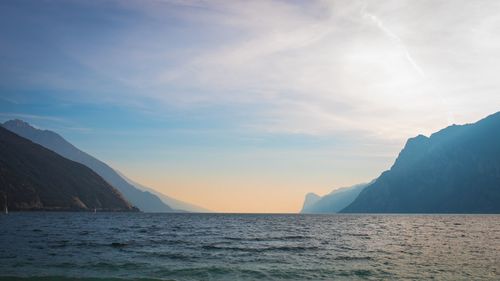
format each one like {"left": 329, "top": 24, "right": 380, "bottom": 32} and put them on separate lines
{"left": 123, "top": 176, "right": 327, "bottom": 213}
{"left": 114, "top": 159, "right": 390, "bottom": 213}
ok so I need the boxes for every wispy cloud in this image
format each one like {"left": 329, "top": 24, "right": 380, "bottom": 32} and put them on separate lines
{"left": 2, "top": 0, "right": 500, "bottom": 211}
{"left": 0, "top": 113, "right": 66, "bottom": 123}
{"left": 361, "top": 6, "right": 426, "bottom": 78}
{"left": 360, "top": 4, "right": 457, "bottom": 124}
{"left": 1, "top": 0, "right": 500, "bottom": 140}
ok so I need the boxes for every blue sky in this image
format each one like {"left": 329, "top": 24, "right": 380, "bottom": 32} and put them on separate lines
{"left": 1, "top": 0, "right": 499, "bottom": 212}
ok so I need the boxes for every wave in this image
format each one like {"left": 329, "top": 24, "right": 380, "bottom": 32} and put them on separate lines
{"left": 201, "top": 244, "right": 319, "bottom": 252}
{"left": 0, "top": 277, "right": 172, "bottom": 281}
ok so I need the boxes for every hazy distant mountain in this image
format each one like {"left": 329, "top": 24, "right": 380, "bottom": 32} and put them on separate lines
{"left": 342, "top": 112, "right": 500, "bottom": 213}
{"left": 301, "top": 183, "right": 369, "bottom": 214}
{"left": 3, "top": 119, "right": 173, "bottom": 212}
{"left": 301, "top": 193, "right": 321, "bottom": 212}
{"left": 0, "top": 126, "right": 137, "bottom": 211}
{"left": 118, "top": 171, "right": 211, "bottom": 213}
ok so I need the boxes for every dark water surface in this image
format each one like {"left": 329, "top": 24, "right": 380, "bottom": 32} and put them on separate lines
{"left": 1, "top": 213, "right": 499, "bottom": 280}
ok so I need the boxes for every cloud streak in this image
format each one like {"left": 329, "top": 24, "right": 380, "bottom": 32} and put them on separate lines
{"left": 361, "top": 7, "right": 426, "bottom": 78}
{"left": 1, "top": 0, "right": 500, "bottom": 139}
{"left": 2, "top": 0, "right": 500, "bottom": 211}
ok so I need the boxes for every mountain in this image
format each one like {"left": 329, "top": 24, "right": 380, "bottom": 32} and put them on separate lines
{"left": 301, "top": 193, "right": 321, "bottom": 212}
{"left": 118, "top": 172, "right": 211, "bottom": 213}
{"left": 342, "top": 112, "right": 500, "bottom": 213}
{"left": 0, "top": 126, "right": 137, "bottom": 211}
{"left": 301, "top": 183, "right": 369, "bottom": 214}
{"left": 3, "top": 119, "right": 173, "bottom": 212}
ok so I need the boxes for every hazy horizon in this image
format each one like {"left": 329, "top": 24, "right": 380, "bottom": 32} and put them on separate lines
{"left": 1, "top": 0, "right": 500, "bottom": 212}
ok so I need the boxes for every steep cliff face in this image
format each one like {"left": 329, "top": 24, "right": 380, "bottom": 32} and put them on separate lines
{"left": 301, "top": 183, "right": 369, "bottom": 214}
{"left": 0, "top": 126, "right": 138, "bottom": 212}
{"left": 342, "top": 112, "right": 500, "bottom": 213}
{"left": 301, "top": 193, "right": 321, "bottom": 212}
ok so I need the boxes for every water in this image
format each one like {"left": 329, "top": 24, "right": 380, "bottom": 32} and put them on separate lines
{"left": 1, "top": 213, "right": 499, "bottom": 281}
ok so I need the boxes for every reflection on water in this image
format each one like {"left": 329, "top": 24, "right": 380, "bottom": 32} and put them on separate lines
{"left": 1, "top": 213, "right": 499, "bottom": 280}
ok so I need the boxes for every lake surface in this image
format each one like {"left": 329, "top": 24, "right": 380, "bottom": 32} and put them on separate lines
{"left": 1, "top": 213, "right": 499, "bottom": 281}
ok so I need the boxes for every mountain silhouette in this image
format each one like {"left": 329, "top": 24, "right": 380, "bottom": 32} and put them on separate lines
{"left": 342, "top": 112, "right": 500, "bottom": 213}
{"left": 301, "top": 183, "right": 369, "bottom": 213}
{"left": 3, "top": 119, "right": 173, "bottom": 212}
{"left": 0, "top": 126, "right": 137, "bottom": 211}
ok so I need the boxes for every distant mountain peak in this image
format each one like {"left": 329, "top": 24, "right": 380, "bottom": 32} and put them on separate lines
{"left": 0, "top": 126, "right": 137, "bottom": 211}
{"left": 301, "top": 193, "right": 321, "bottom": 212}
{"left": 305, "top": 192, "right": 320, "bottom": 198}
{"left": 301, "top": 183, "right": 370, "bottom": 214}
{"left": 2, "top": 119, "right": 181, "bottom": 213}
{"left": 4, "top": 119, "right": 34, "bottom": 129}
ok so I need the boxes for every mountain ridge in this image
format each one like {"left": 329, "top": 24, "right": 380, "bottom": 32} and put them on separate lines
{"left": 0, "top": 126, "right": 137, "bottom": 211}
{"left": 117, "top": 171, "right": 211, "bottom": 213}
{"left": 3, "top": 119, "right": 174, "bottom": 212}
{"left": 301, "top": 183, "right": 369, "bottom": 214}
{"left": 341, "top": 111, "right": 500, "bottom": 213}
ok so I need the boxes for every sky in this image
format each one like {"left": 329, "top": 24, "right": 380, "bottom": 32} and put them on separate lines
{"left": 1, "top": 0, "right": 499, "bottom": 213}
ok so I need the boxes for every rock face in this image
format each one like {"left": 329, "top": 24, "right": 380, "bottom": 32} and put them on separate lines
{"left": 301, "top": 183, "right": 369, "bottom": 214}
{"left": 3, "top": 120, "right": 174, "bottom": 212}
{"left": 342, "top": 112, "right": 500, "bottom": 213}
{"left": 301, "top": 193, "right": 321, "bottom": 212}
{"left": 0, "top": 126, "right": 137, "bottom": 211}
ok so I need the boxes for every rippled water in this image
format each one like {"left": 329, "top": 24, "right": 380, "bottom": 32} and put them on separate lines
{"left": 1, "top": 213, "right": 499, "bottom": 280}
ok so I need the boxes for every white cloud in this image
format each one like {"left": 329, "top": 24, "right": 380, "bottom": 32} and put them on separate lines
{"left": 8, "top": 0, "right": 500, "bottom": 141}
